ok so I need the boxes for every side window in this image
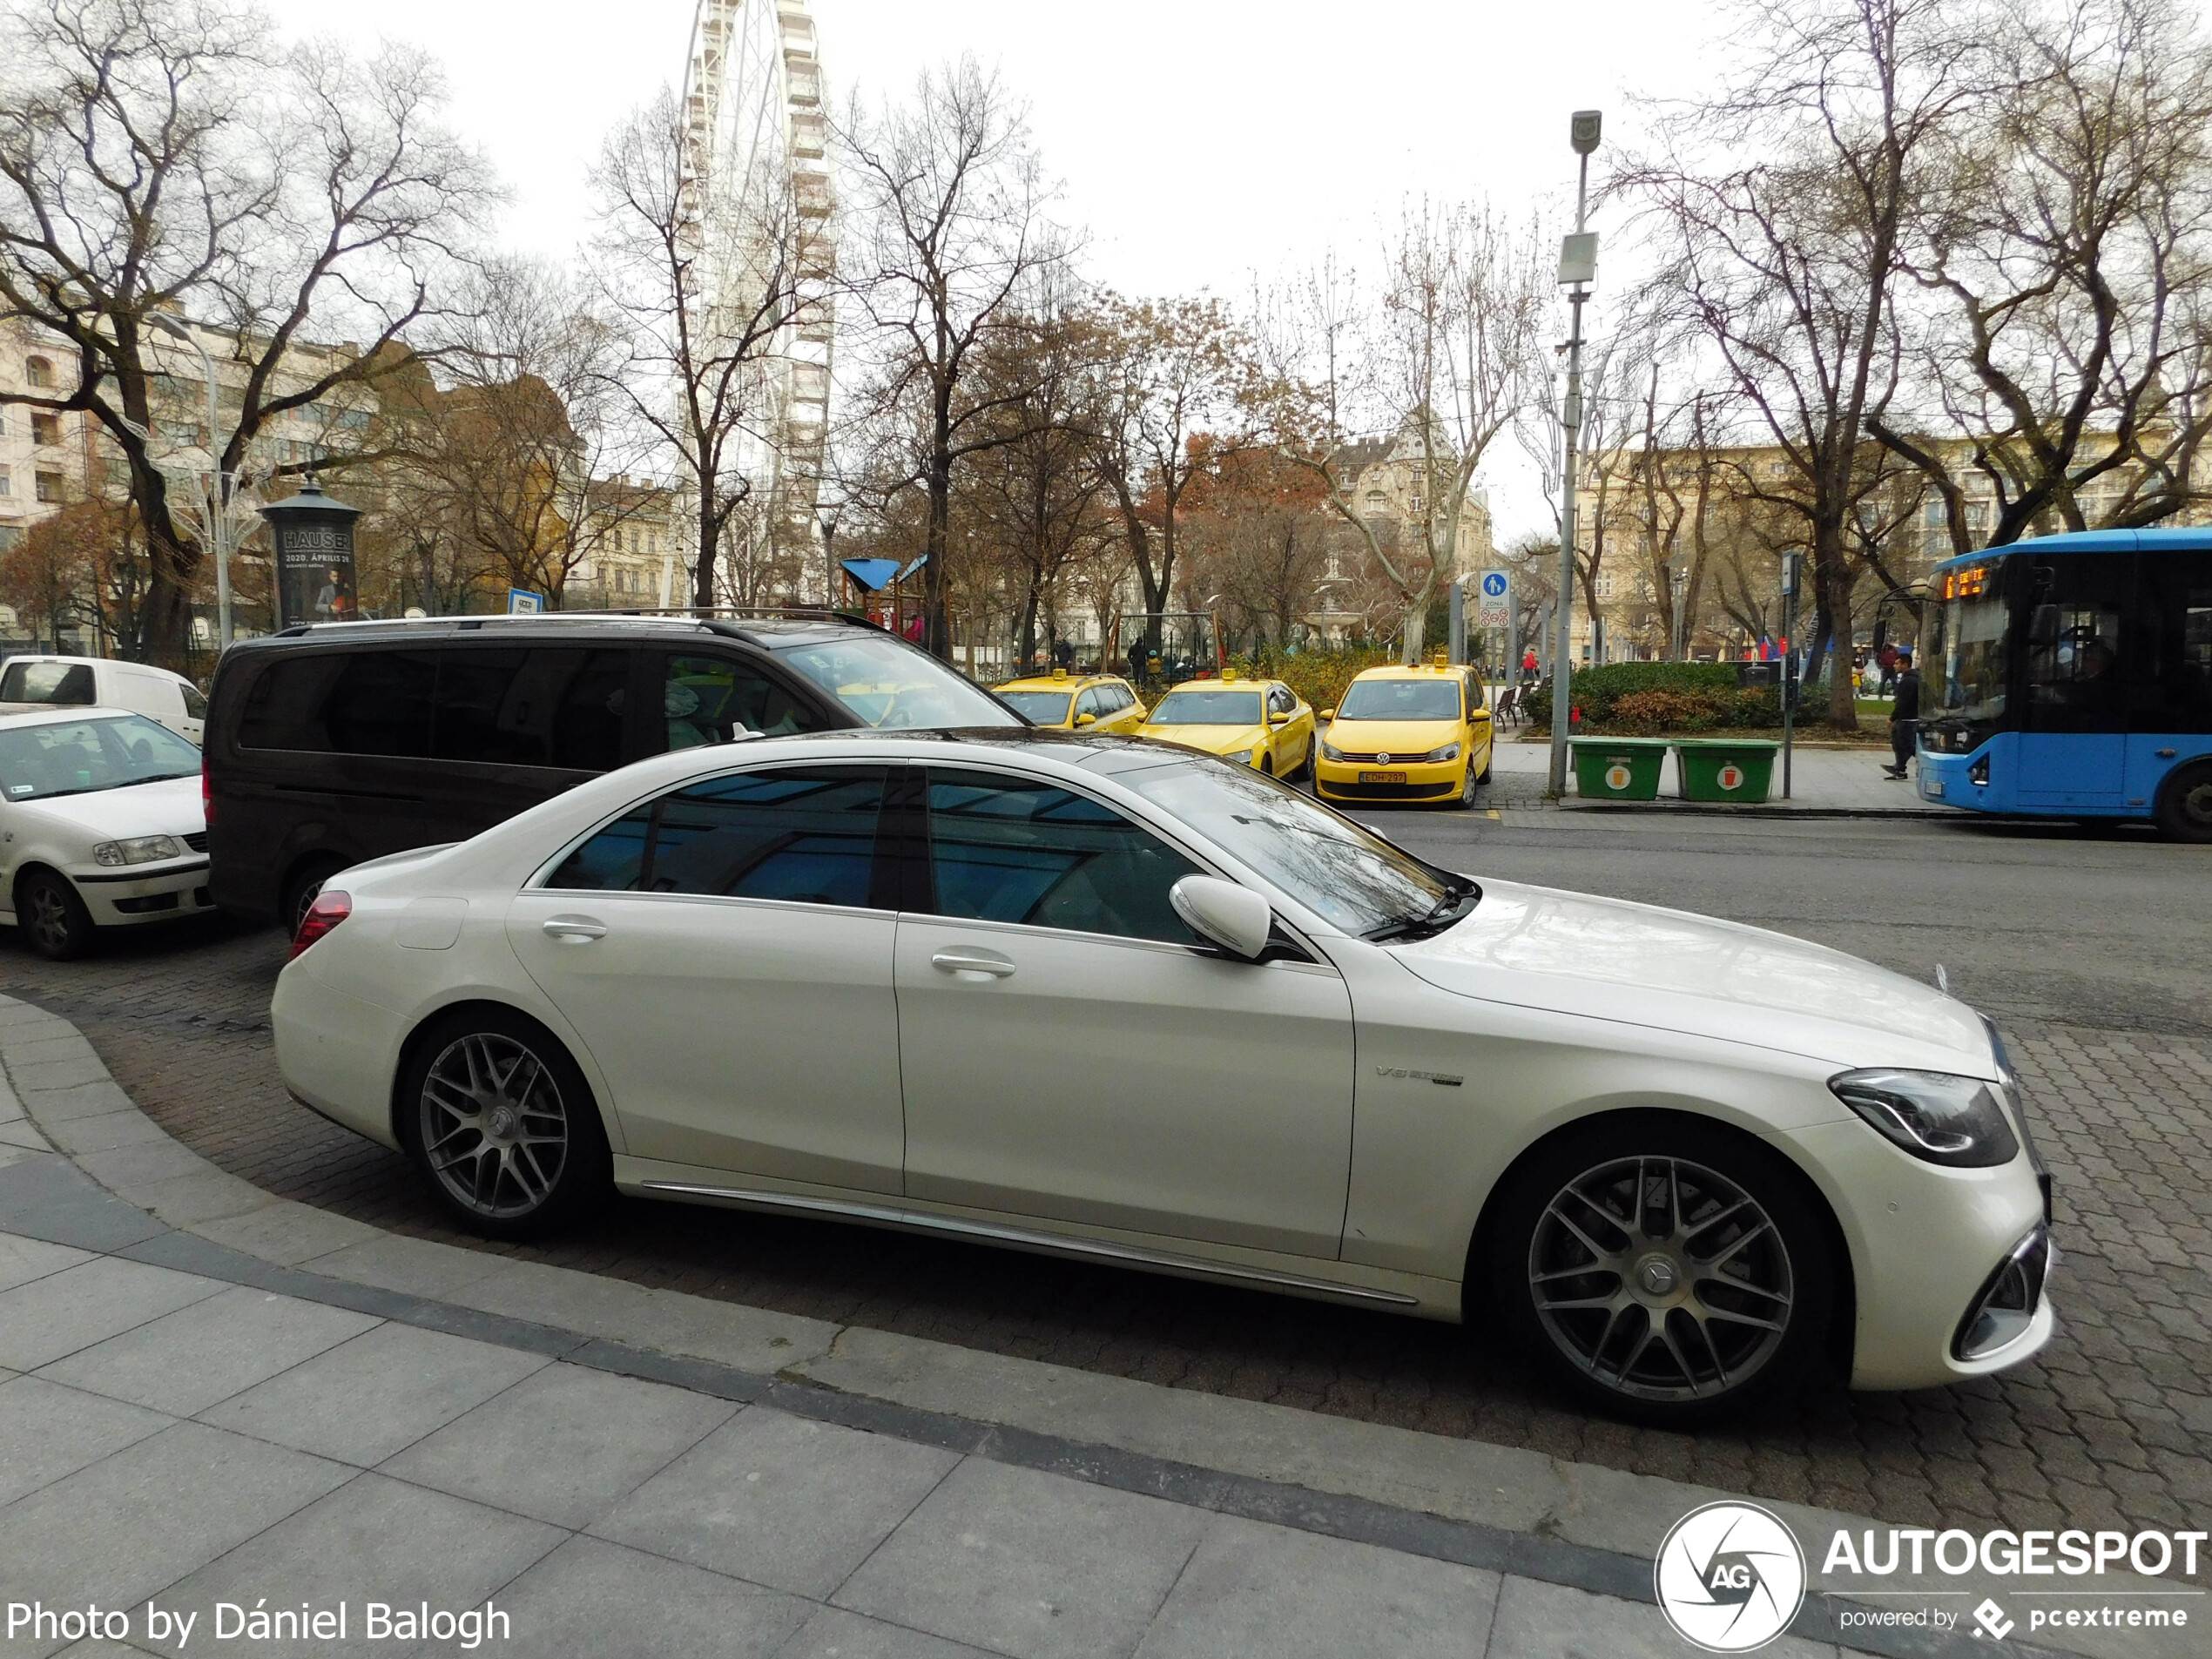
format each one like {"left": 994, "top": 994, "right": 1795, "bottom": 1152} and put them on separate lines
{"left": 546, "top": 766, "right": 887, "bottom": 907}
{"left": 662, "top": 654, "right": 825, "bottom": 750}
{"left": 238, "top": 651, "right": 437, "bottom": 757}
{"left": 2135, "top": 550, "right": 2212, "bottom": 735}
{"left": 1074, "top": 687, "right": 1102, "bottom": 720}
{"left": 2023, "top": 556, "right": 2130, "bottom": 732}
{"left": 924, "top": 768, "right": 1202, "bottom": 945}
{"left": 430, "top": 648, "right": 630, "bottom": 770}
{"left": 181, "top": 684, "right": 207, "bottom": 721}
{"left": 1106, "top": 684, "right": 1133, "bottom": 713}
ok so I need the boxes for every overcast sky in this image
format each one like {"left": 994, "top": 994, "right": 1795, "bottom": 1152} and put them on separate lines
{"left": 264, "top": 0, "right": 1720, "bottom": 545}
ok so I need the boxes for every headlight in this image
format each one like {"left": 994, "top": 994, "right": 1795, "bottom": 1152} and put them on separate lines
{"left": 1225, "top": 748, "right": 1255, "bottom": 765}
{"left": 1320, "top": 741, "right": 1345, "bottom": 762}
{"left": 1829, "top": 1068, "right": 2020, "bottom": 1167}
{"left": 91, "top": 836, "right": 184, "bottom": 867}
{"left": 1425, "top": 742, "right": 1461, "bottom": 764}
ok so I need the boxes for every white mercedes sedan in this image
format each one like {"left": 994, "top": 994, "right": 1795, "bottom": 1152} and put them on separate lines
{"left": 273, "top": 730, "right": 2054, "bottom": 1422}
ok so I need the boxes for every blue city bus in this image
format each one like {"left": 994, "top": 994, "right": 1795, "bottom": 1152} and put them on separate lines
{"left": 1915, "top": 528, "right": 2212, "bottom": 839}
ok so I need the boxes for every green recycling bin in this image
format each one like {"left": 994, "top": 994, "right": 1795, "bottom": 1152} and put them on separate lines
{"left": 1568, "top": 737, "right": 1670, "bottom": 800}
{"left": 1674, "top": 738, "right": 1780, "bottom": 803}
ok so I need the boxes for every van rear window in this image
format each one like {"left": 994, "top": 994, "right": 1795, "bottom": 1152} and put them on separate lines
{"left": 1, "top": 660, "right": 96, "bottom": 705}
{"left": 237, "top": 647, "right": 628, "bottom": 769}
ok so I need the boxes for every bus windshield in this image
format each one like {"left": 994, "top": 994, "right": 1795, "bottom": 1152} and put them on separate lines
{"left": 1927, "top": 590, "right": 2012, "bottom": 723}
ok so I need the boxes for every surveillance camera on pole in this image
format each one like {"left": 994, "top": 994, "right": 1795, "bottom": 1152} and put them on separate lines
{"left": 1548, "top": 111, "right": 1602, "bottom": 799}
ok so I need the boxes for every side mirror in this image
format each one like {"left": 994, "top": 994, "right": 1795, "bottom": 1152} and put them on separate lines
{"left": 1268, "top": 708, "right": 1291, "bottom": 725}
{"left": 1320, "top": 707, "right": 1337, "bottom": 722}
{"left": 1074, "top": 711, "right": 1097, "bottom": 727}
{"left": 1170, "top": 875, "right": 1273, "bottom": 961}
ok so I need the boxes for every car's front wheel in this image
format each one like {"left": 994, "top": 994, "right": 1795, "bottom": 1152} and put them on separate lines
{"left": 1487, "top": 1119, "right": 1835, "bottom": 1425}
{"left": 396, "top": 1008, "right": 611, "bottom": 1239}
{"left": 17, "top": 868, "right": 94, "bottom": 961}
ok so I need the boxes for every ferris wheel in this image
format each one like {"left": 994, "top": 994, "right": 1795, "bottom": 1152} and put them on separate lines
{"left": 677, "top": 0, "right": 835, "bottom": 600}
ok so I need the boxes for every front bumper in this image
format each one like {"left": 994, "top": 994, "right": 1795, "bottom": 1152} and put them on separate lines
{"left": 1315, "top": 758, "right": 1461, "bottom": 801}
{"left": 70, "top": 860, "right": 214, "bottom": 925}
{"left": 1777, "top": 1117, "right": 2055, "bottom": 1389}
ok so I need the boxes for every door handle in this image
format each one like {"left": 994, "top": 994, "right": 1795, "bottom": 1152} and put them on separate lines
{"left": 542, "top": 915, "right": 607, "bottom": 943}
{"left": 932, "top": 947, "right": 1016, "bottom": 980}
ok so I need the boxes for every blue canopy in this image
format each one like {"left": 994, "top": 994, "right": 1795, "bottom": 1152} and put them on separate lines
{"left": 840, "top": 558, "right": 901, "bottom": 593}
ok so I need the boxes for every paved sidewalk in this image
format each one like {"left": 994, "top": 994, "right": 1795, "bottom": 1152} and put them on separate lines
{"left": 1483, "top": 731, "right": 1950, "bottom": 816}
{"left": 0, "top": 995, "right": 2194, "bottom": 1659}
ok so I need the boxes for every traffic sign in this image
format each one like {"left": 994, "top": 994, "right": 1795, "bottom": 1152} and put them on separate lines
{"left": 507, "top": 589, "right": 544, "bottom": 615}
{"left": 1476, "top": 570, "right": 1511, "bottom": 629}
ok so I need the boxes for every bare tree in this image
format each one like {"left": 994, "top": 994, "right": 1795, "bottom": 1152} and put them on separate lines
{"left": 1267, "top": 206, "right": 1543, "bottom": 662}
{"left": 838, "top": 57, "right": 1062, "bottom": 658}
{"left": 1630, "top": 0, "right": 1983, "bottom": 725}
{"left": 0, "top": 0, "right": 493, "bottom": 661}
{"left": 1086, "top": 293, "right": 1255, "bottom": 658}
{"left": 1874, "top": 0, "right": 2212, "bottom": 548}
{"left": 589, "top": 87, "right": 809, "bottom": 609}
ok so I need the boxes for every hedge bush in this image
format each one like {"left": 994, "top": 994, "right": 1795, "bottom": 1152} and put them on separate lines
{"left": 1528, "top": 662, "right": 1840, "bottom": 731}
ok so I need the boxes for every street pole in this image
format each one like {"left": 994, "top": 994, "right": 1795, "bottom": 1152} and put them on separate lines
{"left": 150, "top": 314, "right": 233, "bottom": 652}
{"left": 1447, "top": 576, "right": 1467, "bottom": 667}
{"left": 1548, "top": 111, "right": 1602, "bottom": 799}
{"left": 1781, "top": 549, "right": 1799, "bottom": 800}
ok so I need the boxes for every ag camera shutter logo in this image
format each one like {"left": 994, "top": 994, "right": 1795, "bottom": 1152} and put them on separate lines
{"left": 1655, "top": 1501, "right": 1807, "bottom": 1652}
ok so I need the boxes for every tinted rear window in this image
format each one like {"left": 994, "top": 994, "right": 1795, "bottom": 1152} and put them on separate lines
{"left": 237, "top": 646, "right": 629, "bottom": 769}
{"left": 2, "top": 661, "right": 96, "bottom": 705}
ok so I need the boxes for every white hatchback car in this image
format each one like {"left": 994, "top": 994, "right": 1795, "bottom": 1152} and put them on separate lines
{"left": 273, "top": 731, "right": 2054, "bottom": 1422}
{"left": 0, "top": 707, "right": 212, "bottom": 958}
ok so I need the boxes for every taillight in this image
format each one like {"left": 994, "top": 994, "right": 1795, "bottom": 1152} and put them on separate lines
{"left": 288, "top": 889, "right": 350, "bottom": 961}
{"left": 201, "top": 760, "right": 215, "bottom": 826}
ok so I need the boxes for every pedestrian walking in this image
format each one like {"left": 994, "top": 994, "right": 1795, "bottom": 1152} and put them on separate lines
{"left": 1882, "top": 650, "right": 1921, "bottom": 779}
{"left": 1877, "top": 642, "right": 1898, "bottom": 696}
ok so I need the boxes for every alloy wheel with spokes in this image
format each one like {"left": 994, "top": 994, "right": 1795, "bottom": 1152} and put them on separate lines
{"left": 1528, "top": 1155, "right": 1794, "bottom": 1402}
{"left": 419, "top": 1030, "right": 573, "bottom": 1222}
{"left": 19, "top": 870, "right": 93, "bottom": 960}
{"left": 1493, "top": 1125, "right": 1832, "bottom": 1423}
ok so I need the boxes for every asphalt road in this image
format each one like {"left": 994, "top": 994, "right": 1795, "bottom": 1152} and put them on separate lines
{"left": 1352, "top": 806, "right": 2212, "bottom": 1041}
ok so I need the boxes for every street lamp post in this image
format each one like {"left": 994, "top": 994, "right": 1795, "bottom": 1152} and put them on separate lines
{"left": 816, "top": 499, "right": 841, "bottom": 611}
{"left": 1548, "top": 111, "right": 1602, "bottom": 799}
{"left": 147, "top": 313, "right": 235, "bottom": 651}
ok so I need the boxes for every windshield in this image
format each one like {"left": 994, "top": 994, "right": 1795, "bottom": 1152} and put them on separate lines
{"left": 772, "top": 634, "right": 1020, "bottom": 729}
{"left": 1337, "top": 679, "right": 1461, "bottom": 721}
{"left": 1149, "top": 689, "right": 1263, "bottom": 725}
{"left": 1116, "top": 757, "right": 1467, "bottom": 937}
{"left": 0, "top": 714, "right": 201, "bottom": 802}
{"left": 1927, "top": 592, "right": 2011, "bottom": 721}
{"left": 996, "top": 690, "right": 1074, "bottom": 725}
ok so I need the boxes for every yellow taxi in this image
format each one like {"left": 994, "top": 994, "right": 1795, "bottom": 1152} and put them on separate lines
{"left": 1136, "top": 672, "right": 1317, "bottom": 779}
{"left": 1315, "top": 662, "right": 1493, "bottom": 808}
{"left": 993, "top": 670, "right": 1148, "bottom": 734}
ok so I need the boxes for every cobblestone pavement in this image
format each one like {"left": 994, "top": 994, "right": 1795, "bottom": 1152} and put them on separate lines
{"left": 2, "top": 912, "right": 2208, "bottom": 1544}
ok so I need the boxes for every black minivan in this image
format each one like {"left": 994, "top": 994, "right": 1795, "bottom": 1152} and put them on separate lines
{"left": 205, "top": 611, "right": 1022, "bottom": 930}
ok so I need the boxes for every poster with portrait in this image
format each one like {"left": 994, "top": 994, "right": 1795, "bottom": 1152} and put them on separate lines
{"left": 275, "top": 520, "right": 357, "bottom": 629}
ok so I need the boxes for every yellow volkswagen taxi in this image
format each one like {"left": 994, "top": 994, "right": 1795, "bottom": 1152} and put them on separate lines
{"left": 1136, "top": 672, "right": 1316, "bottom": 779}
{"left": 993, "top": 671, "right": 1148, "bottom": 734}
{"left": 1315, "top": 663, "right": 1492, "bottom": 808}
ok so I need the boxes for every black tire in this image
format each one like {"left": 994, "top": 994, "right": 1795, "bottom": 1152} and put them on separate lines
{"left": 1485, "top": 1116, "right": 1836, "bottom": 1426}
{"left": 2154, "top": 761, "right": 2212, "bottom": 844}
{"left": 280, "top": 858, "right": 346, "bottom": 941}
{"left": 17, "top": 868, "right": 95, "bottom": 961}
{"left": 1475, "top": 745, "right": 1493, "bottom": 786}
{"left": 395, "top": 1006, "right": 612, "bottom": 1240}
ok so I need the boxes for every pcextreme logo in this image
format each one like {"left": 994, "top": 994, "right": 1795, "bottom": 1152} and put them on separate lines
{"left": 1654, "top": 1501, "right": 1809, "bottom": 1652}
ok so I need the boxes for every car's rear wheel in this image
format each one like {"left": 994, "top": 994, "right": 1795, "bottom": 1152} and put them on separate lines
{"left": 17, "top": 869, "right": 94, "bottom": 961}
{"left": 396, "top": 1008, "right": 611, "bottom": 1239}
{"left": 1487, "top": 1119, "right": 1834, "bottom": 1426}
{"left": 280, "top": 858, "right": 347, "bottom": 941}
{"left": 2154, "top": 761, "right": 2212, "bottom": 843}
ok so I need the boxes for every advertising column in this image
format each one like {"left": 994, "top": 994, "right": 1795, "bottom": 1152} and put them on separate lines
{"left": 258, "top": 480, "right": 363, "bottom": 629}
